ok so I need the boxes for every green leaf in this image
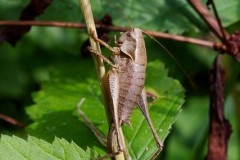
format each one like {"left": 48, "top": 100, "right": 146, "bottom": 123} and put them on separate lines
{"left": 91, "top": 0, "right": 202, "bottom": 34}
{"left": 0, "top": 0, "right": 29, "bottom": 20}
{"left": 37, "top": 0, "right": 81, "bottom": 22}
{"left": 26, "top": 59, "right": 106, "bottom": 154}
{"left": 0, "top": 135, "right": 98, "bottom": 160}
{"left": 214, "top": 0, "right": 240, "bottom": 27}
{"left": 89, "top": 0, "right": 240, "bottom": 33}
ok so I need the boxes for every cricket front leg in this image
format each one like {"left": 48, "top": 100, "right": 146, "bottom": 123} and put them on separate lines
{"left": 138, "top": 88, "right": 163, "bottom": 153}
{"left": 88, "top": 47, "right": 117, "bottom": 68}
{"left": 89, "top": 30, "right": 119, "bottom": 55}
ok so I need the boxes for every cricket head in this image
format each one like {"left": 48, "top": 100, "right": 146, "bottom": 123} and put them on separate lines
{"left": 118, "top": 28, "right": 145, "bottom": 62}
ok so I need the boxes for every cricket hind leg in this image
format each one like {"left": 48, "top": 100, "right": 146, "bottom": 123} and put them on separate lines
{"left": 138, "top": 88, "right": 163, "bottom": 155}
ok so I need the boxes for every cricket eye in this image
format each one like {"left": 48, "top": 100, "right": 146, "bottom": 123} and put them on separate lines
{"left": 126, "top": 32, "right": 131, "bottom": 37}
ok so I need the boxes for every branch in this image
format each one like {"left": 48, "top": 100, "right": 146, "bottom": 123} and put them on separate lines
{"left": 144, "top": 29, "right": 213, "bottom": 48}
{"left": 206, "top": 55, "right": 232, "bottom": 160}
{"left": 187, "top": 0, "right": 229, "bottom": 42}
{"left": 0, "top": 20, "right": 86, "bottom": 28}
{"left": 0, "top": 20, "right": 214, "bottom": 48}
{"left": 0, "top": 114, "right": 24, "bottom": 127}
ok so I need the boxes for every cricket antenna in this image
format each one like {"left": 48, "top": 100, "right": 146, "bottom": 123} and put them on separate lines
{"left": 142, "top": 30, "right": 197, "bottom": 91}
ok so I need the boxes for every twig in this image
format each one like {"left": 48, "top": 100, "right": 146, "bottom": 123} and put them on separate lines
{"left": 144, "top": 29, "right": 214, "bottom": 48}
{"left": 0, "top": 20, "right": 86, "bottom": 28}
{"left": 0, "top": 114, "right": 24, "bottom": 127}
{"left": 206, "top": 0, "right": 227, "bottom": 43}
{"left": 0, "top": 20, "right": 214, "bottom": 48}
{"left": 187, "top": 0, "right": 229, "bottom": 41}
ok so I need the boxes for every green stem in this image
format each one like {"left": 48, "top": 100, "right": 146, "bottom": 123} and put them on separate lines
{"left": 78, "top": 0, "right": 126, "bottom": 159}
{"left": 78, "top": 0, "right": 105, "bottom": 80}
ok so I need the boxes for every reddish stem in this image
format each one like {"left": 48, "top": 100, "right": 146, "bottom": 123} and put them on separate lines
{"left": 0, "top": 114, "right": 24, "bottom": 127}
{"left": 206, "top": 55, "right": 232, "bottom": 160}
{"left": 187, "top": 0, "right": 229, "bottom": 42}
{"left": 0, "top": 20, "right": 214, "bottom": 48}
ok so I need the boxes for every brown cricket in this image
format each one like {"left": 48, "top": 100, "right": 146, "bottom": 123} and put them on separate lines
{"left": 89, "top": 28, "right": 163, "bottom": 159}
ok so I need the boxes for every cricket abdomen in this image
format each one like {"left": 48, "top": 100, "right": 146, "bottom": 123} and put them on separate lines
{"left": 118, "top": 61, "right": 146, "bottom": 125}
